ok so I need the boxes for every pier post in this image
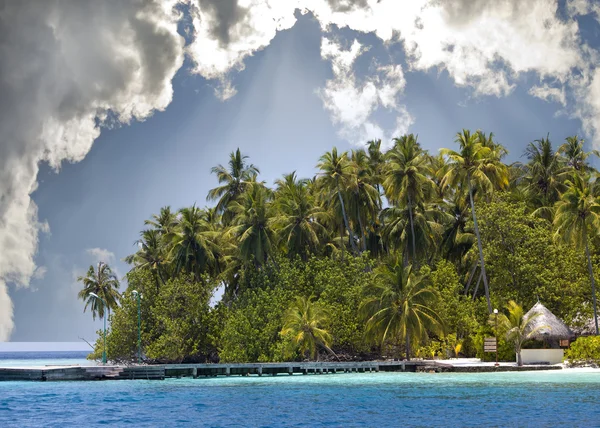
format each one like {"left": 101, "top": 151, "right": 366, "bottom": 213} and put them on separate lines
{"left": 257, "top": 367, "right": 262, "bottom": 377}
{"left": 288, "top": 367, "right": 293, "bottom": 375}
{"left": 226, "top": 367, "right": 230, "bottom": 377}
{"left": 192, "top": 368, "right": 197, "bottom": 379}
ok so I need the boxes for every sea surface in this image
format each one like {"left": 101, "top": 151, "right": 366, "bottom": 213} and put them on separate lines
{"left": 1, "top": 352, "right": 599, "bottom": 427}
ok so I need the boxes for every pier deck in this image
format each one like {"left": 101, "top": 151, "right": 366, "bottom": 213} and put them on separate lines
{"left": 0, "top": 360, "right": 561, "bottom": 382}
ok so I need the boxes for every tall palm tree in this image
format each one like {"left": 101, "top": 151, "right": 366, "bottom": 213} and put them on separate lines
{"left": 349, "top": 149, "right": 381, "bottom": 252}
{"left": 124, "top": 229, "right": 168, "bottom": 290}
{"left": 77, "top": 262, "right": 121, "bottom": 320}
{"left": 523, "top": 135, "right": 565, "bottom": 219}
{"left": 273, "top": 172, "right": 329, "bottom": 260}
{"left": 316, "top": 148, "right": 358, "bottom": 253}
{"left": 558, "top": 135, "right": 598, "bottom": 173}
{"left": 553, "top": 174, "right": 600, "bottom": 335}
{"left": 367, "top": 139, "right": 385, "bottom": 193}
{"left": 440, "top": 130, "right": 509, "bottom": 313}
{"left": 208, "top": 148, "right": 260, "bottom": 224}
{"left": 383, "top": 134, "right": 435, "bottom": 264}
{"left": 280, "top": 296, "right": 335, "bottom": 361}
{"left": 495, "top": 300, "right": 545, "bottom": 366}
{"left": 360, "top": 255, "right": 443, "bottom": 360}
{"left": 169, "top": 205, "right": 220, "bottom": 280}
{"left": 144, "top": 206, "right": 178, "bottom": 236}
{"left": 229, "top": 183, "right": 276, "bottom": 267}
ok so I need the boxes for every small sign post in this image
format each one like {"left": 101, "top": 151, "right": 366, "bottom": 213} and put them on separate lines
{"left": 484, "top": 338, "right": 497, "bottom": 353}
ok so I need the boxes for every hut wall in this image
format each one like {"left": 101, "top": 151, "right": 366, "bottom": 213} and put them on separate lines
{"left": 521, "top": 349, "right": 564, "bottom": 365}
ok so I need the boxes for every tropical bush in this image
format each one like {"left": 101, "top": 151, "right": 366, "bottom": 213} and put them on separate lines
{"left": 564, "top": 336, "right": 600, "bottom": 366}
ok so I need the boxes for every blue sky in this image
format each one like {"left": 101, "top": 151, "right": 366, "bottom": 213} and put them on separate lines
{"left": 2, "top": 1, "right": 600, "bottom": 345}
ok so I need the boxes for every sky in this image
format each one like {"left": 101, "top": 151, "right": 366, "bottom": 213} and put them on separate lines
{"left": 1, "top": 0, "right": 600, "bottom": 345}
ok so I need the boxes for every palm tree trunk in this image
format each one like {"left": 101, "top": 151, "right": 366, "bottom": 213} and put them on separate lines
{"left": 468, "top": 179, "right": 492, "bottom": 314}
{"left": 407, "top": 195, "right": 417, "bottom": 266}
{"left": 405, "top": 333, "right": 411, "bottom": 361}
{"left": 584, "top": 229, "right": 600, "bottom": 335}
{"left": 337, "top": 181, "right": 358, "bottom": 254}
{"left": 356, "top": 202, "right": 367, "bottom": 252}
{"left": 517, "top": 350, "right": 522, "bottom": 367}
{"left": 464, "top": 260, "right": 479, "bottom": 295}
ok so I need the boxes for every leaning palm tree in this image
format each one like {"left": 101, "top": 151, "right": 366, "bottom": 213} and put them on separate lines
{"left": 495, "top": 300, "right": 546, "bottom": 366}
{"left": 208, "top": 148, "right": 260, "bottom": 224}
{"left": 124, "top": 229, "right": 168, "bottom": 291}
{"left": 77, "top": 262, "right": 121, "bottom": 320}
{"left": 316, "top": 148, "right": 358, "bottom": 253}
{"left": 440, "top": 130, "right": 509, "bottom": 313}
{"left": 553, "top": 174, "right": 600, "bottom": 335}
{"left": 383, "top": 134, "right": 435, "bottom": 264}
{"left": 360, "top": 255, "right": 443, "bottom": 360}
{"left": 280, "top": 296, "right": 335, "bottom": 361}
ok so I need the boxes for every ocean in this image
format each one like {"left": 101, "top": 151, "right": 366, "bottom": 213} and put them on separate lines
{"left": 1, "top": 352, "right": 599, "bottom": 427}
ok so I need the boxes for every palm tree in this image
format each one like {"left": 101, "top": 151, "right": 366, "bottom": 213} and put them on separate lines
{"left": 349, "top": 149, "right": 381, "bottom": 252}
{"left": 280, "top": 296, "right": 335, "bottom": 360}
{"left": 495, "top": 300, "right": 545, "bottom": 366}
{"left": 229, "top": 183, "right": 276, "bottom": 267}
{"left": 523, "top": 135, "right": 565, "bottom": 219}
{"left": 360, "top": 255, "right": 443, "bottom": 360}
{"left": 169, "top": 205, "right": 220, "bottom": 280}
{"left": 380, "top": 203, "right": 444, "bottom": 263}
{"left": 383, "top": 134, "right": 435, "bottom": 264}
{"left": 273, "top": 172, "right": 329, "bottom": 259}
{"left": 77, "top": 262, "right": 121, "bottom": 320}
{"left": 558, "top": 135, "right": 598, "bottom": 173}
{"left": 553, "top": 174, "right": 600, "bottom": 335}
{"left": 208, "top": 148, "right": 260, "bottom": 224}
{"left": 144, "top": 206, "right": 177, "bottom": 236}
{"left": 316, "top": 148, "right": 358, "bottom": 253}
{"left": 124, "top": 229, "right": 168, "bottom": 290}
{"left": 440, "top": 130, "right": 509, "bottom": 313}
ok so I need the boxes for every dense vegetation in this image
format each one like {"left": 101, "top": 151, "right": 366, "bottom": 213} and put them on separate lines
{"left": 87, "top": 131, "right": 600, "bottom": 363}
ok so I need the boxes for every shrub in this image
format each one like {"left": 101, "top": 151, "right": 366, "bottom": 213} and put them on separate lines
{"left": 564, "top": 336, "right": 600, "bottom": 366}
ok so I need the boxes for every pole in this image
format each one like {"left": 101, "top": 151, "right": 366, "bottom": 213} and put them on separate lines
{"left": 137, "top": 293, "right": 141, "bottom": 364}
{"left": 103, "top": 314, "right": 107, "bottom": 365}
{"left": 494, "top": 309, "right": 499, "bottom": 367}
{"left": 90, "top": 293, "right": 107, "bottom": 365}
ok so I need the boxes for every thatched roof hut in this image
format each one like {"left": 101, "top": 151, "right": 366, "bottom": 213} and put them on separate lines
{"left": 524, "top": 302, "right": 573, "bottom": 341}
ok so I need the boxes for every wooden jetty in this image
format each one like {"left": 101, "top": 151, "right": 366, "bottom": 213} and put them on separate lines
{"left": 0, "top": 360, "right": 561, "bottom": 382}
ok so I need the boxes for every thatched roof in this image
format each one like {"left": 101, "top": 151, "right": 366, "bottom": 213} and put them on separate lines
{"left": 571, "top": 316, "right": 598, "bottom": 336}
{"left": 524, "top": 302, "right": 573, "bottom": 340}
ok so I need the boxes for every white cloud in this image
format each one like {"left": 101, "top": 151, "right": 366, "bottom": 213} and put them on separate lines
{"left": 85, "top": 248, "right": 116, "bottom": 265}
{"left": 185, "top": 0, "right": 598, "bottom": 145}
{"left": 317, "top": 37, "right": 413, "bottom": 147}
{"left": 0, "top": 0, "right": 184, "bottom": 340}
{"left": 32, "top": 267, "right": 48, "bottom": 281}
{"left": 529, "top": 84, "right": 567, "bottom": 106}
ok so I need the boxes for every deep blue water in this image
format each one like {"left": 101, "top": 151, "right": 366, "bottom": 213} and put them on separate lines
{"left": 0, "top": 368, "right": 599, "bottom": 427}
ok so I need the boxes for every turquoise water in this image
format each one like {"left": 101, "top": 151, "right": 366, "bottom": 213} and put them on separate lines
{"left": 0, "top": 351, "right": 94, "bottom": 367}
{"left": 1, "top": 370, "right": 599, "bottom": 427}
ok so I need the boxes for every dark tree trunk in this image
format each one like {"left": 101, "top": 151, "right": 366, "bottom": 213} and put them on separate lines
{"left": 584, "top": 229, "right": 600, "bottom": 335}
{"left": 468, "top": 178, "right": 492, "bottom": 314}
{"left": 407, "top": 194, "right": 417, "bottom": 267}
{"left": 337, "top": 181, "right": 358, "bottom": 254}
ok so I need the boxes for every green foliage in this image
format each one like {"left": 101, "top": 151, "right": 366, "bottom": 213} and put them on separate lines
{"left": 92, "top": 137, "right": 600, "bottom": 364}
{"left": 89, "top": 270, "right": 216, "bottom": 363}
{"left": 476, "top": 194, "right": 591, "bottom": 324}
{"left": 564, "top": 336, "right": 600, "bottom": 365}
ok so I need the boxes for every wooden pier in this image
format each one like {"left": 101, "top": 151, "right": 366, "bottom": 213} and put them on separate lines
{"left": 0, "top": 360, "right": 561, "bottom": 382}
